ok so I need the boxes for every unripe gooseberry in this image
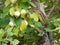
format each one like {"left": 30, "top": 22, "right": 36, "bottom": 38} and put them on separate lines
{"left": 21, "top": 9, "right": 27, "bottom": 15}
{"left": 14, "top": 11, "right": 20, "bottom": 18}
{"left": 11, "top": 0, "right": 17, "bottom": 3}
{"left": 9, "top": 21, "right": 15, "bottom": 27}
{"left": 24, "top": 20, "right": 28, "bottom": 25}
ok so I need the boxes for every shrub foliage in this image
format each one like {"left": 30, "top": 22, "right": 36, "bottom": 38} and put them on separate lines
{"left": 0, "top": 0, "right": 60, "bottom": 45}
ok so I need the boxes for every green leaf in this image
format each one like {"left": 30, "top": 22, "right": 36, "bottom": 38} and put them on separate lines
{"left": 9, "top": 7, "right": 15, "bottom": 16}
{"left": 5, "top": 0, "right": 11, "bottom": 7}
{"left": 44, "top": 27, "right": 52, "bottom": 32}
{"left": 6, "top": 27, "right": 13, "bottom": 36}
{"left": 2, "top": 43, "right": 7, "bottom": 45}
{"left": 0, "top": 18, "right": 9, "bottom": 28}
{"left": 22, "top": 0, "right": 28, "bottom": 2}
{"left": 30, "top": 13, "right": 39, "bottom": 22}
{"left": 15, "top": 18, "right": 22, "bottom": 26}
{"left": 38, "top": 32, "right": 43, "bottom": 36}
{"left": 12, "top": 39, "right": 19, "bottom": 45}
{"left": 54, "top": 22, "right": 60, "bottom": 27}
{"left": 13, "top": 26, "right": 19, "bottom": 37}
{"left": 20, "top": 2, "right": 29, "bottom": 9}
{"left": 34, "top": 22, "right": 42, "bottom": 27}
{"left": 3, "top": 7, "right": 9, "bottom": 15}
{"left": 28, "top": 1, "right": 36, "bottom": 7}
{"left": 27, "top": 18, "right": 34, "bottom": 24}
{"left": 0, "top": 7, "right": 9, "bottom": 18}
{"left": 0, "top": 29, "right": 4, "bottom": 41}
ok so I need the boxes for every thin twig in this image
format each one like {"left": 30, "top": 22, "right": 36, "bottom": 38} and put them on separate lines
{"left": 47, "top": 5, "right": 55, "bottom": 18}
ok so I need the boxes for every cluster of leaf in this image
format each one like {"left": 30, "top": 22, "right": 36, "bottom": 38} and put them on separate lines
{"left": 43, "top": 0, "right": 60, "bottom": 45}
{"left": 0, "top": 0, "right": 60, "bottom": 45}
{"left": 37, "top": 0, "right": 60, "bottom": 45}
{"left": 0, "top": 0, "right": 44, "bottom": 45}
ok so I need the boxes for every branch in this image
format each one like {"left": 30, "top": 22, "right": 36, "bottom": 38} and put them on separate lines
{"left": 47, "top": 5, "right": 55, "bottom": 18}
{"left": 32, "top": 0, "right": 51, "bottom": 45}
{"left": 43, "top": 32, "right": 51, "bottom": 45}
